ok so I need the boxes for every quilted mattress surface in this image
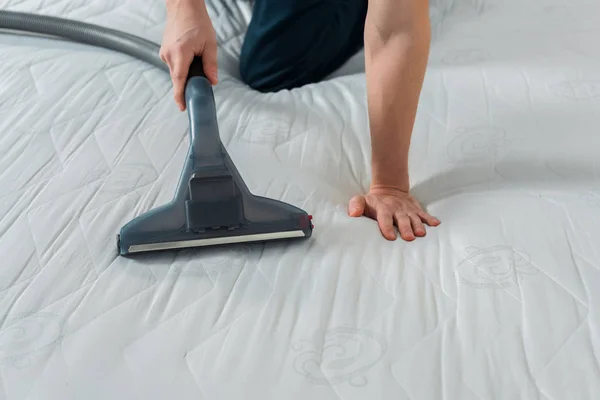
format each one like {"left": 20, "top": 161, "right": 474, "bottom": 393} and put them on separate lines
{"left": 1, "top": 0, "right": 600, "bottom": 399}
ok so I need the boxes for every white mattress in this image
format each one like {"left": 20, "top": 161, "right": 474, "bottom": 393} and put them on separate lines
{"left": 1, "top": 0, "right": 600, "bottom": 398}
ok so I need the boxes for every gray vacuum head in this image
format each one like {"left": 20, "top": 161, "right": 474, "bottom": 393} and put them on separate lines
{"left": 117, "top": 58, "right": 313, "bottom": 256}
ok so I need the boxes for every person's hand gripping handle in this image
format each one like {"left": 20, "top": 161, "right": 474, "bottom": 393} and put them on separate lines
{"left": 160, "top": 0, "right": 218, "bottom": 111}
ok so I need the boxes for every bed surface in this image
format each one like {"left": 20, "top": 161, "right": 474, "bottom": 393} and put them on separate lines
{"left": 1, "top": 0, "right": 600, "bottom": 399}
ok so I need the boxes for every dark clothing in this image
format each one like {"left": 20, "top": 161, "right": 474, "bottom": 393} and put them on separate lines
{"left": 239, "top": 0, "right": 369, "bottom": 92}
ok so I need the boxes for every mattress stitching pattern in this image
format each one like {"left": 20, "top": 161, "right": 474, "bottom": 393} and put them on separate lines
{"left": 1, "top": 0, "right": 600, "bottom": 399}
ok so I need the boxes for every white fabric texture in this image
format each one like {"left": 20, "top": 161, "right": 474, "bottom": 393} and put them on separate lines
{"left": 1, "top": 0, "right": 600, "bottom": 399}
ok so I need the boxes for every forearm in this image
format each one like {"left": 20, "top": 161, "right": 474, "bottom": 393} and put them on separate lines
{"left": 364, "top": 0, "right": 431, "bottom": 191}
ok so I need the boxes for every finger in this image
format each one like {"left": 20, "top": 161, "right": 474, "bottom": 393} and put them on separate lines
{"left": 170, "top": 53, "right": 193, "bottom": 111}
{"left": 394, "top": 214, "right": 415, "bottom": 241}
{"left": 417, "top": 211, "right": 441, "bottom": 226}
{"left": 408, "top": 212, "right": 426, "bottom": 237}
{"left": 348, "top": 196, "right": 366, "bottom": 217}
{"left": 377, "top": 211, "right": 397, "bottom": 241}
{"left": 202, "top": 40, "right": 219, "bottom": 85}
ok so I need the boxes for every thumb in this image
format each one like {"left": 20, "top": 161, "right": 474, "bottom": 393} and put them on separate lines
{"left": 348, "top": 196, "right": 366, "bottom": 217}
{"left": 202, "top": 41, "right": 219, "bottom": 85}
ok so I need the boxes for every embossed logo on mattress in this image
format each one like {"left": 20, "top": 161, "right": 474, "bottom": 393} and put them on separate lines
{"left": 455, "top": 245, "right": 538, "bottom": 289}
{"left": 0, "top": 312, "right": 65, "bottom": 369}
{"left": 447, "top": 126, "right": 510, "bottom": 164}
{"left": 291, "top": 327, "right": 387, "bottom": 386}
{"left": 580, "top": 191, "right": 600, "bottom": 207}
{"left": 550, "top": 80, "right": 600, "bottom": 100}
{"left": 237, "top": 114, "right": 292, "bottom": 145}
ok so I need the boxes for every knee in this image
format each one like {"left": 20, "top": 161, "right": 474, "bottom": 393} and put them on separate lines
{"left": 238, "top": 37, "right": 332, "bottom": 93}
{"left": 238, "top": 0, "right": 368, "bottom": 92}
{"left": 238, "top": 51, "right": 274, "bottom": 93}
{"left": 239, "top": 42, "right": 294, "bottom": 93}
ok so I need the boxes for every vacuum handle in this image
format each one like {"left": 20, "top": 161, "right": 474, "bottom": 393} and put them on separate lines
{"left": 187, "top": 55, "right": 208, "bottom": 79}
{"left": 184, "top": 56, "right": 223, "bottom": 167}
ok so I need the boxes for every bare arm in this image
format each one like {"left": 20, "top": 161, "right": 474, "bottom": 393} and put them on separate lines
{"left": 364, "top": 0, "right": 431, "bottom": 191}
{"left": 348, "top": 0, "right": 439, "bottom": 241}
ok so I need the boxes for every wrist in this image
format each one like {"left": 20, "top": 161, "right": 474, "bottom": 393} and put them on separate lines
{"left": 371, "top": 164, "right": 410, "bottom": 192}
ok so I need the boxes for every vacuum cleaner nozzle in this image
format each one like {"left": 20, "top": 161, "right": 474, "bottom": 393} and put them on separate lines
{"left": 117, "top": 57, "right": 313, "bottom": 255}
{"left": 0, "top": 12, "right": 311, "bottom": 256}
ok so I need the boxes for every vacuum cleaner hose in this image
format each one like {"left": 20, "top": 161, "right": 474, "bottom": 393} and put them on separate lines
{"left": 0, "top": 10, "right": 169, "bottom": 73}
